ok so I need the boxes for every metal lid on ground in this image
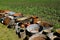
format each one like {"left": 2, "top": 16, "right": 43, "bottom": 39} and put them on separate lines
{"left": 13, "top": 13, "right": 23, "bottom": 17}
{"left": 26, "top": 24, "right": 40, "bottom": 33}
{"left": 16, "top": 17, "right": 29, "bottom": 21}
{"left": 29, "top": 33, "right": 46, "bottom": 40}
{"left": 8, "top": 11, "right": 15, "bottom": 15}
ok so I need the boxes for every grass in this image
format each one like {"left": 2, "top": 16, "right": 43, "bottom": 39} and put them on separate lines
{"left": 0, "top": 23, "right": 22, "bottom": 40}
{"left": 0, "top": 0, "right": 60, "bottom": 40}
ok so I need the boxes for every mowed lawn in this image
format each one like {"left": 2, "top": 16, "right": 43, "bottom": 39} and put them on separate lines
{"left": 0, "top": 0, "right": 60, "bottom": 40}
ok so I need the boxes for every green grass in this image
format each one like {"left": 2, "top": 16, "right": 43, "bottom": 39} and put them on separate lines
{"left": 0, "top": 23, "right": 22, "bottom": 40}
{"left": 0, "top": 0, "right": 60, "bottom": 40}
